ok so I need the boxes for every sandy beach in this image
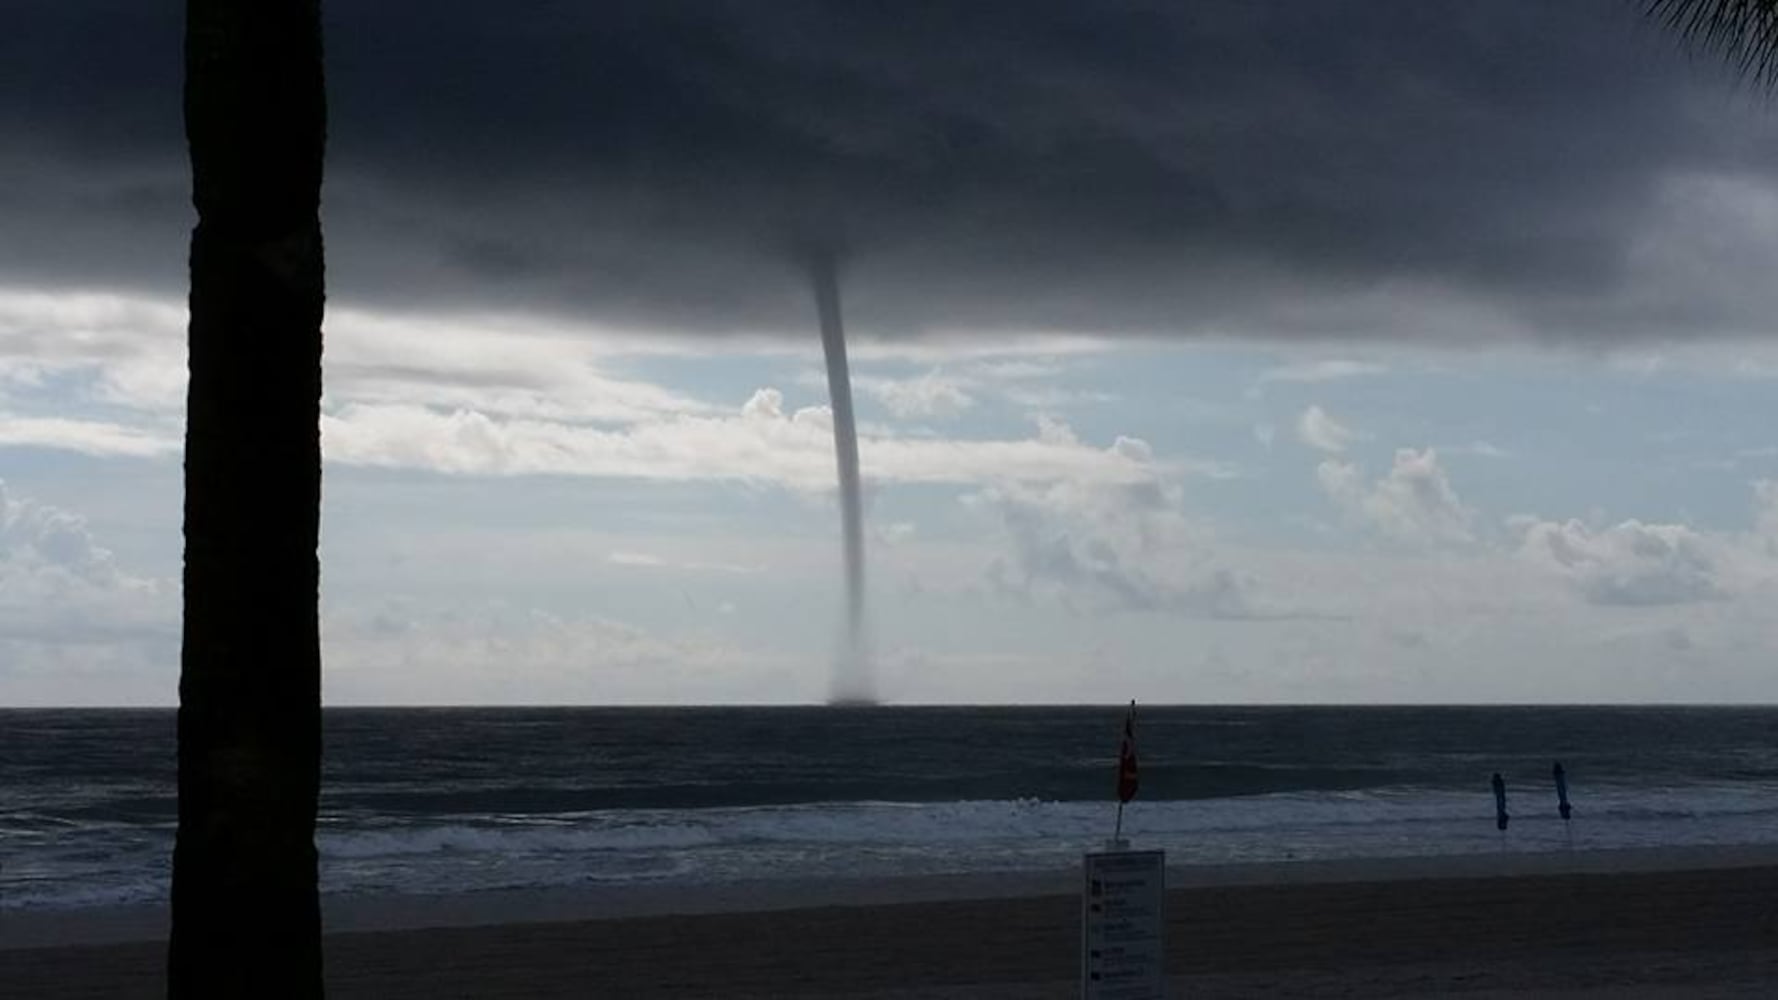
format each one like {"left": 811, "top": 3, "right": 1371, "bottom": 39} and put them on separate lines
{"left": 9, "top": 848, "right": 1778, "bottom": 998}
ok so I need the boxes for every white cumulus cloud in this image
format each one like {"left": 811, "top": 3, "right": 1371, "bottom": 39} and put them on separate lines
{"left": 857, "top": 371, "right": 976, "bottom": 419}
{"left": 1318, "top": 448, "right": 1473, "bottom": 545}
{"left": 965, "top": 478, "right": 1263, "bottom": 618}
{"left": 0, "top": 482, "right": 175, "bottom": 701}
{"left": 1257, "top": 359, "right": 1388, "bottom": 387}
{"left": 321, "top": 391, "right": 1197, "bottom": 491}
{"left": 1296, "top": 405, "right": 1359, "bottom": 453}
{"left": 1511, "top": 517, "right": 1726, "bottom": 607}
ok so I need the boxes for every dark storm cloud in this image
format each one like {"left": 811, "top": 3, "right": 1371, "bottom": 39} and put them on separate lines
{"left": 7, "top": 1, "right": 1778, "bottom": 340}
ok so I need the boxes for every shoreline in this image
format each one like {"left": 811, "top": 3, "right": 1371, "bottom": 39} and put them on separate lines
{"left": 10, "top": 852, "right": 1778, "bottom": 997}
{"left": 10, "top": 841, "right": 1778, "bottom": 950}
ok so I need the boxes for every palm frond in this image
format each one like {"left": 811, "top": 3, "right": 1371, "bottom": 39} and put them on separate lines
{"left": 1647, "top": 0, "right": 1778, "bottom": 85}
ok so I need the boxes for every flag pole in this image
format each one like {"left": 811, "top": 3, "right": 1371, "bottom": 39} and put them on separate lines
{"left": 1112, "top": 700, "right": 1137, "bottom": 848}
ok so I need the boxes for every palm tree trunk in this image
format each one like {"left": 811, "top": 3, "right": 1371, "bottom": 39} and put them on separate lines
{"left": 171, "top": 2, "right": 326, "bottom": 996}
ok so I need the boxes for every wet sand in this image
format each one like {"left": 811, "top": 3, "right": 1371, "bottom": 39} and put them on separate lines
{"left": 9, "top": 853, "right": 1778, "bottom": 997}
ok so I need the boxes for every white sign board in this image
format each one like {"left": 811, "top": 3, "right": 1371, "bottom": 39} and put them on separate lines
{"left": 1081, "top": 848, "right": 1166, "bottom": 1000}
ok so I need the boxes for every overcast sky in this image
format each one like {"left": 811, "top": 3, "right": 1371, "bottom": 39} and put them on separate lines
{"left": 9, "top": 1, "right": 1778, "bottom": 705}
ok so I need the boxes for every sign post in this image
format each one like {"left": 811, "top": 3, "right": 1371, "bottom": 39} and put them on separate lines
{"left": 1081, "top": 848, "right": 1166, "bottom": 1000}
{"left": 1083, "top": 703, "right": 1164, "bottom": 999}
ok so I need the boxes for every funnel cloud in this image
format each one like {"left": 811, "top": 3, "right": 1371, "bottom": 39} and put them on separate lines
{"left": 809, "top": 252, "right": 874, "bottom": 705}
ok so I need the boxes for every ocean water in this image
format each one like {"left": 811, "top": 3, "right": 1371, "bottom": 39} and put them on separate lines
{"left": 4, "top": 706, "right": 1778, "bottom": 910}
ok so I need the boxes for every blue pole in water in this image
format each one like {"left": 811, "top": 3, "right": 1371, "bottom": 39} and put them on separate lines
{"left": 1554, "top": 760, "right": 1573, "bottom": 850}
{"left": 1491, "top": 772, "right": 1510, "bottom": 836}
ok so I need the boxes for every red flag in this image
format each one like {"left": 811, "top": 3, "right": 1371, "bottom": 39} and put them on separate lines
{"left": 1116, "top": 702, "right": 1139, "bottom": 803}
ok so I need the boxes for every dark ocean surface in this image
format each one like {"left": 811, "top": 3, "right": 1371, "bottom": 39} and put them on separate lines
{"left": 5, "top": 706, "right": 1777, "bottom": 908}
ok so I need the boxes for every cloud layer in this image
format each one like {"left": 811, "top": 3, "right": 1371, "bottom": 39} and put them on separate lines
{"left": 320, "top": 390, "right": 1173, "bottom": 491}
{"left": 10, "top": 2, "right": 1778, "bottom": 343}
